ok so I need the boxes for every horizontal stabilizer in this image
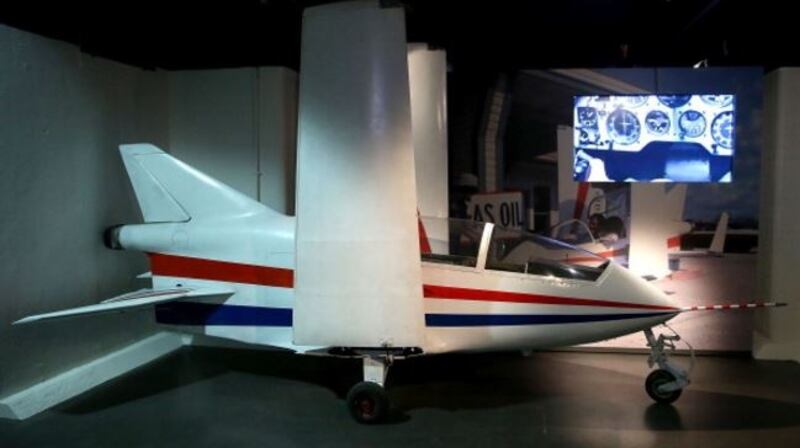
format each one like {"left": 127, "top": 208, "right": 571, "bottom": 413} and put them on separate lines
{"left": 680, "top": 302, "right": 786, "bottom": 312}
{"left": 13, "top": 287, "right": 233, "bottom": 325}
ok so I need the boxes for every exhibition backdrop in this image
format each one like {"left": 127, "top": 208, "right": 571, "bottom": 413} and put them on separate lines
{"left": 502, "top": 67, "right": 763, "bottom": 351}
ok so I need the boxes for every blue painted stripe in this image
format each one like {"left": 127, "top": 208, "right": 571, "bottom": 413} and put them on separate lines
{"left": 424, "top": 312, "right": 672, "bottom": 327}
{"left": 155, "top": 303, "right": 671, "bottom": 328}
{"left": 155, "top": 302, "right": 292, "bottom": 326}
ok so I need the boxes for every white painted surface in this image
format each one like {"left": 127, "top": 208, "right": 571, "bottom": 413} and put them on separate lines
{"left": 709, "top": 212, "right": 729, "bottom": 254}
{"left": 0, "top": 25, "right": 166, "bottom": 401}
{"left": 408, "top": 44, "right": 448, "bottom": 221}
{"left": 408, "top": 45, "right": 449, "bottom": 254}
{"left": 14, "top": 287, "right": 233, "bottom": 325}
{"left": 422, "top": 261, "right": 676, "bottom": 353}
{"left": 123, "top": 144, "right": 266, "bottom": 220}
{"left": 754, "top": 68, "right": 800, "bottom": 362}
{"left": 293, "top": 1, "right": 425, "bottom": 347}
{"left": 629, "top": 184, "right": 671, "bottom": 279}
{"left": 168, "top": 69, "right": 259, "bottom": 199}
{"left": 0, "top": 26, "right": 299, "bottom": 411}
{"left": 0, "top": 332, "right": 185, "bottom": 420}
{"left": 121, "top": 144, "right": 191, "bottom": 222}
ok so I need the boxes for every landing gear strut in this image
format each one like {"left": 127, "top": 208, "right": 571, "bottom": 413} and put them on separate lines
{"left": 643, "top": 326, "right": 693, "bottom": 404}
{"left": 346, "top": 356, "right": 392, "bottom": 424}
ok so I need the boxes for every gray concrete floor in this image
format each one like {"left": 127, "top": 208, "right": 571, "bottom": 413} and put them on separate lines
{"left": 2, "top": 347, "right": 800, "bottom": 447}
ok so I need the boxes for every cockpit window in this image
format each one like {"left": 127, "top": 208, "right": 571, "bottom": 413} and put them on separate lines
{"left": 419, "top": 217, "right": 485, "bottom": 268}
{"left": 487, "top": 226, "right": 608, "bottom": 281}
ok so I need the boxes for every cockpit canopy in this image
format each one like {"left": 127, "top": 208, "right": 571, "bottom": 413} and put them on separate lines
{"left": 420, "top": 217, "right": 608, "bottom": 281}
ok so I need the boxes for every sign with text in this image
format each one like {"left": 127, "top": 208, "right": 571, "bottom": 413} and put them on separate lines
{"left": 467, "top": 191, "right": 526, "bottom": 229}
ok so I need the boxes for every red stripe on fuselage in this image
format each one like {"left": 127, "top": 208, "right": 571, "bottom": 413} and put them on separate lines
{"left": 149, "top": 253, "right": 293, "bottom": 288}
{"left": 423, "top": 284, "right": 678, "bottom": 311}
{"left": 147, "top": 254, "right": 675, "bottom": 311}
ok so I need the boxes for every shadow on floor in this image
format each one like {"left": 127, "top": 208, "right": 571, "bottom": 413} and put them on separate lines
{"left": 57, "top": 347, "right": 800, "bottom": 432}
{"left": 58, "top": 346, "right": 357, "bottom": 415}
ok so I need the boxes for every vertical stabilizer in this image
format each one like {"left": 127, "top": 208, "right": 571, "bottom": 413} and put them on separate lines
{"left": 709, "top": 212, "right": 729, "bottom": 255}
{"left": 120, "top": 144, "right": 270, "bottom": 222}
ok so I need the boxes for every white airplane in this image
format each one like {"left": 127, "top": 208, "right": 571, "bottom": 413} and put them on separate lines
{"left": 14, "top": 144, "right": 783, "bottom": 423}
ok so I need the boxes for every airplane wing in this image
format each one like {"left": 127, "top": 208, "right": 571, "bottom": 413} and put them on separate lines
{"left": 13, "top": 287, "right": 233, "bottom": 325}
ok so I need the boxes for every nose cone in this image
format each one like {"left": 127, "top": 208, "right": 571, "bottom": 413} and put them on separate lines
{"left": 604, "top": 263, "right": 678, "bottom": 312}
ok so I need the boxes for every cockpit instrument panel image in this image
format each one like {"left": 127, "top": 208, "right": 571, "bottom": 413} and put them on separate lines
{"left": 574, "top": 94, "right": 735, "bottom": 183}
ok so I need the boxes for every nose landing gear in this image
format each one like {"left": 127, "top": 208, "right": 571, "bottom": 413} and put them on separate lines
{"left": 643, "top": 326, "right": 694, "bottom": 404}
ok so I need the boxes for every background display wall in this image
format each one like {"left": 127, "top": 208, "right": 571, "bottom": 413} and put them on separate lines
{"left": 501, "top": 67, "right": 763, "bottom": 351}
{"left": 0, "top": 25, "right": 167, "bottom": 401}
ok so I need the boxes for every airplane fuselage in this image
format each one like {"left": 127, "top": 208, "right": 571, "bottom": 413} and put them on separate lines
{"left": 116, "top": 209, "right": 679, "bottom": 355}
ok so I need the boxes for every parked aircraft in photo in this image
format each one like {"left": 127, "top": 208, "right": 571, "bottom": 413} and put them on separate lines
{"left": 15, "top": 144, "right": 782, "bottom": 423}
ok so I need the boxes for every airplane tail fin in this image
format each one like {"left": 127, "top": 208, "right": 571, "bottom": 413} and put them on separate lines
{"left": 664, "top": 184, "right": 688, "bottom": 222}
{"left": 680, "top": 301, "right": 786, "bottom": 313}
{"left": 120, "top": 144, "right": 268, "bottom": 222}
{"left": 708, "top": 212, "right": 729, "bottom": 255}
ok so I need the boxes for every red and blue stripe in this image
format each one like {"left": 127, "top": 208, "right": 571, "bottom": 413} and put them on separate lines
{"left": 149, "top": 253, "right": 677, "bottom": 327}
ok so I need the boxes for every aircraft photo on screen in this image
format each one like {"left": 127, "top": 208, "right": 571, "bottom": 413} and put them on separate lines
{"left": 574, "top": 94, "right": 735, "bottom": 183}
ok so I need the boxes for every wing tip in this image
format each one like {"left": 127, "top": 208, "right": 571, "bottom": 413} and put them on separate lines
{"left": 12, "top": 316, "right": 37, "bottom": 325}
{"left": 119, "top": 143, "right": 166, "bottom": 157}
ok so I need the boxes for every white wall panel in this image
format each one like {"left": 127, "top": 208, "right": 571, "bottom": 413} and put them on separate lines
{"left": 169, "top": 69, "right": 259, "bottom": 199}
{"left": 754, "top": 68, "right": 800, "bottom": 362}
{"left": 0, "top": 25, "right": 166, "bottom": 398}
{"left": 168, "top": 68, "right": 297, "bottom": 214}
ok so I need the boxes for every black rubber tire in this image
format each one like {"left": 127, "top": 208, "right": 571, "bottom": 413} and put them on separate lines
{"left": 645, "top": 369, "right": 683, "bottom": 404}
{"left": 346, "top": 382, "right": 389, "bottom": 424}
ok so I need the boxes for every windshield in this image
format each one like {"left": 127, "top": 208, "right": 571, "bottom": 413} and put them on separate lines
{"left": 487, "top": 225, "right": 608, "bottom": 281}
{"left": 419, "top": 217, "right": 486, "bottom": 268}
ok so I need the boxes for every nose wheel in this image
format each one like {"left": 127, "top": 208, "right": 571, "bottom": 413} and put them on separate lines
{"left": 346, "top": 356, "right": 392, "bottom": 424}
{"left": 643, "top": 326, "right": 693, "bottom": 404}
{"left": 645, "top": 369, "right": 683, "bottom": 404}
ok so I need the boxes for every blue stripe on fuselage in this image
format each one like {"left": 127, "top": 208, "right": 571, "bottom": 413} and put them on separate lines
{"left": 155, "top": 302, "right": 292, "bottom": 326}
{"left": 424, "top": 312, "right": 673, "bottom": 327}
{"left": 155, "top": 303, "right": 671, "bottom": 327}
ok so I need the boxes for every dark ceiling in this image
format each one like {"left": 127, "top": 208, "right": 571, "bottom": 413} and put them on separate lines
{"left": 0, "top": 0, "right": 794, "bottom": 72}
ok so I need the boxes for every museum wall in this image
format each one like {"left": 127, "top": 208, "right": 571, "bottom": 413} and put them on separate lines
{"left": 754, "top": 68, "right": 800, "bottom": 362}
{"left": 168, "top": 67, "right": 298, "bottom": 214}
{"left": 0, "top": 26, "right": 168, "bottom": 397}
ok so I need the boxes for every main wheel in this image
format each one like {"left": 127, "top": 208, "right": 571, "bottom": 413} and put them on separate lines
{"left": 645, "top": 369, "right": 683, "bottom": 404}
{"left": 346, "top": 381, "right": 389, "bottom": 424}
